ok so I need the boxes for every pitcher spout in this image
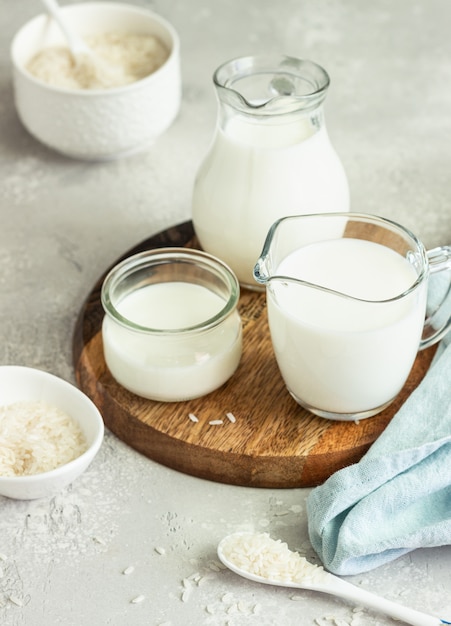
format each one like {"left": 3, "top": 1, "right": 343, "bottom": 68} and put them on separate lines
{"left": 213, "top": 55, "right": 330, "bottom": 114}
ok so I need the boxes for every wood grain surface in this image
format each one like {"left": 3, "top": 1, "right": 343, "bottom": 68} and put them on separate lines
{"left": 72, "top": 221, "right": 436, "bottom": 488}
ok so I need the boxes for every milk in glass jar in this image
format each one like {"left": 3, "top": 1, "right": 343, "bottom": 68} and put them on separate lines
{"left": 192, "top": 55, "right": 350, "bottom": 288}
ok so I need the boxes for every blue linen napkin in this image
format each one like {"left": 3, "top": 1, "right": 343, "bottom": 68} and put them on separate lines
{"left": 307, "top": 276, "right": 451, "bottom": 576}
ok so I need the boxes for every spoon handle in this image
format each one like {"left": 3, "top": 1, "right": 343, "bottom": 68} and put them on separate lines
{"left": 325, "top": 575, "right": 446, "bottom": 626}
{"left": 41, "top": 0, "right": 89, "bottom": 56}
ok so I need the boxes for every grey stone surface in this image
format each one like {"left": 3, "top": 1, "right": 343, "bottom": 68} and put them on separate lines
{"left": 1, "top": 1, "right": 450, "bottom": 624}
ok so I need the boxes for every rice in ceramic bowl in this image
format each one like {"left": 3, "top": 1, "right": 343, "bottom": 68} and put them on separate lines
{"left": 0, "top": 366, "right": 104, "bottom": 500}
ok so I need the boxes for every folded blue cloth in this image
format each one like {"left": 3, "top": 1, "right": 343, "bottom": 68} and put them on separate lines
{"left": 307, "top": 277, "right": 451, "bottom": 576}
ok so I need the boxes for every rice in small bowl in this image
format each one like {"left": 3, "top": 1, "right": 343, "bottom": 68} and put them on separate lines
{"left": 10, "top": 2, "right": 181, "bottom": 160}
{"left": 0, "top": 366, "right": 104, "bottom": 500}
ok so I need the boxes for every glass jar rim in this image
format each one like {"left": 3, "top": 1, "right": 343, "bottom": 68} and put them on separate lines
{"left": 101, "top": 247, "right": 240, "bottom": 334}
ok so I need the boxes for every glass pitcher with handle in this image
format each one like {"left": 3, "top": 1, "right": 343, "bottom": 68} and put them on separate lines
{"left": 192, "top": 55, "right": 350, "bottom": 289}
{"left": 253, "top": 212, "right": 451, "bottom": 421}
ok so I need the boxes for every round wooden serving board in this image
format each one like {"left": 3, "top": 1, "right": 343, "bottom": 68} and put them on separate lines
{"left": 73, "top": 221, "right": 436, "bottom": 488}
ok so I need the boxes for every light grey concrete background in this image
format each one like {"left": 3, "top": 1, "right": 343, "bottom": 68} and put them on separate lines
{"left": 1, "top": 0, "right": 451, "bottom": 624}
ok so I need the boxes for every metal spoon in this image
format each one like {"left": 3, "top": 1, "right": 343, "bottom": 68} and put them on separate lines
{"left": 218, "top": 533, "right": 449, "bottom": 626}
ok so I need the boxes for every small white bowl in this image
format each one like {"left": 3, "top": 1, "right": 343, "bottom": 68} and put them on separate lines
{"left": 10, "top": 2, "right": 181, "bottom": 160}
{"left": 0, "top": 366, "right": 104, "bottom": 500}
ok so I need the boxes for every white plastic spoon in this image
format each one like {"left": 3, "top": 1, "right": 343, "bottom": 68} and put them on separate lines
{"left": 40, "top": 0, "right": 120, "bottom": 85}
{"left": 41, "top": 0, "right": 94, "bottom": 64}
{"left": 217, "top": 533, "right": 449, "bottom": 626}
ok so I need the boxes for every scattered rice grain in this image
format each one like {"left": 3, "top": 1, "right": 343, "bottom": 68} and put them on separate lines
{"left": 226, "top": 412, "right": 236, "bottom": 423}
{"left": 155, "top": 546, "right": 166, "bottom": 555}
{"left": 237, "top": 600, "right": 248, "bottom": 612}
{"left": 209, "top": 420, "right": 223, "bottom": 426}
{"left": 93, "top": 536, "right": 106, "bottom": 545}
{"left": 188, "top": 413, "right": 199, "bottom": 423}
{"left": 181, "top": 589, "right": 192, "bottom": 602}
{"left": 131, "top": 595, "right": 145, "bottom": 604}
{"left": 209, "top": 562, "right": 221, "bottom": 572}
{"left": 122, "top": 566, "right": 135, "bottom": 575}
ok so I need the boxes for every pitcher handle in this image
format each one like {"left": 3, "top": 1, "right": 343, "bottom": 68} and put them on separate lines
{"left": 420, "top": 245, "right": 451, "bottom": 350}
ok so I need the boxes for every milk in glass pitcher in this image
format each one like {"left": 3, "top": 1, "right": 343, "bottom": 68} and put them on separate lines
{"left": 254, "top": 213, "right": 451, "bottom": 421}
{"left": 192, "top": 55, "right": 350, "bottom": 288}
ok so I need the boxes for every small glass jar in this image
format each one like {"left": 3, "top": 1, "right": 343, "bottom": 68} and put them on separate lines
{"left": 101, "top": 248, "right": 242, "bottom": 402}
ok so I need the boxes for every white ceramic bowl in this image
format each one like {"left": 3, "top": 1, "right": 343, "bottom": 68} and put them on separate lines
{"left": 0, "top": 366, "right": 104, "bottom": 500}
{"left": 10, "top": 2, "right": 181, "bottom": 160}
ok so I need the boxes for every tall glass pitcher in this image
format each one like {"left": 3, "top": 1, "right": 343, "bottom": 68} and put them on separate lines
{"left": 192, "top": 55, "right": 350, "bottom": 289}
